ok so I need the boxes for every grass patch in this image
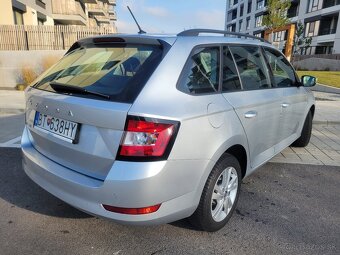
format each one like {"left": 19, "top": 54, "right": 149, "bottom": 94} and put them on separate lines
{"left": 296, "top": 71, "right": 340, "bottom": 88}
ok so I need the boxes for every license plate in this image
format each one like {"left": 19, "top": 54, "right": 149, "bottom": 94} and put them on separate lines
{"left": 34, "top": 111, "right": 80, "bottom": 143}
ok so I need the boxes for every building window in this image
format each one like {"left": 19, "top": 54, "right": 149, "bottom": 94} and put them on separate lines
{"left": 305, "top": 21, "right": 320, "bottom": 36}
{"left": 37, "top": 18, "right": 44, "bottom": 25}
{"left": 307, "top": 0, "right": 321, "bottom": 12}
{"left": 240, "top": 4, "right": 244, "bottom": 17}
{"left": 273, "top": 31, "right": 286, "bottom": 42}
{"left": 255, "top": 15, "right": 263, "bottom": 27}
{"left": 229, "top": 0, "right": 239, "bottom": 7}
{"left": 246, "top": 17, "right": 250, "bottom": 30}
{"left": 257, "top": 0, "right": 265, "bottom": 10}
{"left": 227, "top": 9, "right": 238, "bottom": 22}
{"left": 248, "top": 0, "right": 252, "bottom": 14}
{"left": 323, "top": 0, "right": 340, "bottom": 9}
{"left": 13, "top": 9, "right": 24, "bottom": 25}
{"left": 239, "top": 20, "right": 243, "bottom": 31}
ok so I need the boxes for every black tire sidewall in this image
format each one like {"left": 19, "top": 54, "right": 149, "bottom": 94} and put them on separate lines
{"left": 199, "top": 154, "right": 242, "bottom": 231}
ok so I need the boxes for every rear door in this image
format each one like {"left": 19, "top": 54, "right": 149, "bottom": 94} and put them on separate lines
{"left": 263, "top": 47, "right": 308, "bottom": 148}
{"left": 222, "top": 45, "right": 282, "bottom": 168}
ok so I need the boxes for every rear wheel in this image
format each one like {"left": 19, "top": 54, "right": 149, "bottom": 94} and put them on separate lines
{"left": 292, "top": 111, "right": 312, "bottom": 147}
{"left": 189, "top": 153, "right": 241, "bottom": 232}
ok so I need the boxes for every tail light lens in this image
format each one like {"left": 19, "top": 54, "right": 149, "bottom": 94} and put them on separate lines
{"left": 117, "top": 116, "right": 180, "bottom": 161}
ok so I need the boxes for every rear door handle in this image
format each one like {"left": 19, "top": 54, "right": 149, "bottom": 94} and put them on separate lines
{"left": 281, "top": 103, "right": 290, "bottom": 108}
{"left": 244, "top": 111, "right": 257, "bottom": 119}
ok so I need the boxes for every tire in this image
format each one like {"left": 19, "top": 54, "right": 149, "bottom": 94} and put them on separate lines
{"left": 189, "top": 153, "right": 241, "bottom": 232}
{"left": 292, "top": 111, "right": 312, "bottom": 147}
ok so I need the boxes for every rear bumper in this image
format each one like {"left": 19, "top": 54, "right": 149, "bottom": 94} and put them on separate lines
{"left": 22, "top": 126, "right": 211, "bottom": 225}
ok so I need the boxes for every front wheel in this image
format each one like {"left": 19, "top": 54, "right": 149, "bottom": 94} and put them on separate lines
{"left": 189, "top": 153, "right": 241, "bottom": 232}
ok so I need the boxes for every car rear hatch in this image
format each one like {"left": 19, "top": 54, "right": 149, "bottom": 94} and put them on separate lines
{"left": 24, "top": 36, "right": 170, "bottom": 180}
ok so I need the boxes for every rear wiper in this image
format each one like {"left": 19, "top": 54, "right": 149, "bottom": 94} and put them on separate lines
{"left": 50, "top": 81, "right": 110, "bottom": 99}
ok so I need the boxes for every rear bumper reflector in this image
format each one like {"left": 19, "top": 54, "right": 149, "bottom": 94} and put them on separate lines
{"left": 102, "top": 204, "right": 161, "bottom": 215}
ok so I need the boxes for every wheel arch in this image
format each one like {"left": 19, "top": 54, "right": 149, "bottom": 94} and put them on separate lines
{"left": 310, "top": 104, "right": 315, "bottom": 118}
{"left": 224, "top": 144, "right": 247, "bottom": 179}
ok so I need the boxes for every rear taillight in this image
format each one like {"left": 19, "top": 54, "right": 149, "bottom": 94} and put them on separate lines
{"left": 117, "top": 116, "right": 180, "bottom": 161}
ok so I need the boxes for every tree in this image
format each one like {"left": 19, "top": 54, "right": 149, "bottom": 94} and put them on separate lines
{"left": 293, "top": 21, "right": 312, "bottom": 56}
{"left": 262, "top": 0, "right": 291, "bottom": 43}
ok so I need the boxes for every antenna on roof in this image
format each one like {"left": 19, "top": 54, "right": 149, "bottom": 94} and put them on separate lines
{"left": 127, "top": 6, "right": 146, "bottom": 34}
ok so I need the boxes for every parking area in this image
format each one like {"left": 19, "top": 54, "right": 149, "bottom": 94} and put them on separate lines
{"left": 0, "top": 148, "right": 339, "bottom": 255}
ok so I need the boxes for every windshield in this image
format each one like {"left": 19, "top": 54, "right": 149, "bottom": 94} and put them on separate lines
{"left": 34, "top": 44, "right": 163, "bottom": 103}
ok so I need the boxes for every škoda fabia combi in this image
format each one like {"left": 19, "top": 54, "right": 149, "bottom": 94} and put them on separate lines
{"left": 22, "top": 29, "right": 316, "bottom": 231}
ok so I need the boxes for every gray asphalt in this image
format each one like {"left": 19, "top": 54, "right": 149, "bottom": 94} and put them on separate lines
{"left": 0, "top": 113, "right": 25, "bottom": 143}
{"left": 0, "top": 148, "right": 339, "bottom": 255}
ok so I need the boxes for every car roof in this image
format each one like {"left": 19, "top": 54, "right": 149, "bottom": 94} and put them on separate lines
{"left": 71, "top": 29, "right": 277, "bottom": 53}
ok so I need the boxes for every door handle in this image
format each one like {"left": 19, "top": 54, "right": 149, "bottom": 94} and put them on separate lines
{"left": 244, "top": 111, "right": 257, "bottom": 119}
{"left": 281, "top": 103, "right": 290, "bottom": 108}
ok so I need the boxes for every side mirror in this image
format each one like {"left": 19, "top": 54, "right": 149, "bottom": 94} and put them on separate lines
{"left": 301, "top": 75, "right": 317, "bottom": 87}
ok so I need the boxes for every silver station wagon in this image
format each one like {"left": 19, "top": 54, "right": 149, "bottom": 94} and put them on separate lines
{"left": 22, "top": 29, "right": 316, "bottom": 232}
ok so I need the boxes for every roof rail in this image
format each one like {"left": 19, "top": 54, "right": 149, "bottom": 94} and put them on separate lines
{"left": 177, "top": 29, "right": 270, "bottom": 43}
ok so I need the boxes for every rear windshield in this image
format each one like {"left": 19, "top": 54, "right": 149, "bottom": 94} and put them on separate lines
{"left": 33, "top": 44, "right": 163, "bottom": 103}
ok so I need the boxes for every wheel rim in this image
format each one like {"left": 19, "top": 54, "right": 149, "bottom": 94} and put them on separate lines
{"left": 211, "top": 167, "right": 238, "bottom": 222}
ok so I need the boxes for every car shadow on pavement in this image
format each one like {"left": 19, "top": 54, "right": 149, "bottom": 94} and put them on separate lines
{"left": 0, "top": 147, "right": 91, "bottom": 219}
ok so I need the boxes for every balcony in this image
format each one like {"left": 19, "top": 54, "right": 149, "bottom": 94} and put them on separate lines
{"left": 109, "top": 10, "right": 117, "bottom": 20}
{"left": 81, "top": 0, "right": 97, "bottom": 4}
{"left": 95, "top": 16, "right": 110, "bottom": 24}
{"left": 51, "top": 0, "right": 87, "bottom": 25}
{"left": 87, "top": 1, "right": 106, "bottom": 16}
{"left": 108, "top": 0, "right": 116, "bottom": 5}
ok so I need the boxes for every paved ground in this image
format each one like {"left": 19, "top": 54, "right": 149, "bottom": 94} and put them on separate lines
{"left": 271, "top": 125, "right": 340, "bottom": 166}
{"left": 0, "top": 148, "right": 339, "bottom": 255}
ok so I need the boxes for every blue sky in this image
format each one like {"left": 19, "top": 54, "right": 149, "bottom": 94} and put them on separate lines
{"left": 115, "top": 0, "right": 226, "bottom": 34}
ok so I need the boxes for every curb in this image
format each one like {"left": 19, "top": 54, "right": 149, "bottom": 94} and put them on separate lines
{"left": 0, "top": 108, "right": 25, "bottom": 115}
{"left": 313, "top": 120, "right": 340, "bottom": 125}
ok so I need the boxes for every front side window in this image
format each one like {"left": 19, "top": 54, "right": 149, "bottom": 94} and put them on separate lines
{"left": 34, "top": 43, "right": 163, "bottom": 103}
{"left": 222, "top": 47, "right": 241, "bottom": 91}
{"left": 229, "top": 46, "right": 271, "bottom": 90}
{"left": 264, "top": 48, "right": 297, "bottom": 87}
{"left": 184, "top": 47, "right": 220, "bottom": 94}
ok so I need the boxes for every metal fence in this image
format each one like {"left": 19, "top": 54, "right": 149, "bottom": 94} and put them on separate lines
{"left": 0, "top": 25, "right": 116, "bottom": 51}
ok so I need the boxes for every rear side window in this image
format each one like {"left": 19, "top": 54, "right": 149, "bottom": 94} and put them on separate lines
{"left": 229, "top": 46, "right": 271, "bottom": 90}
{"left": 184, "top": 47, "right": 220, "bottom": 94}
{"left": 222, "top": 46, "right": 241, "bottom": 91}
{"left": 33, "top": 44, "right": 163, "bottom": 103}
{"left": 263, "top": 47, "right": 297, "bottom": 87}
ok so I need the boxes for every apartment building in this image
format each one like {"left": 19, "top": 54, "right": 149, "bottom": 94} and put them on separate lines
{"left": 225, "top": 0, "right": 340, "bottom": 55}
{"left": 0, "top": 0, "right": 117, "bottom": 28}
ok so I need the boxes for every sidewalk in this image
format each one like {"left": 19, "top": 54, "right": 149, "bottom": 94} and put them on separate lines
{"left": 0, "top": 90, "right": 25, "bottom": 115}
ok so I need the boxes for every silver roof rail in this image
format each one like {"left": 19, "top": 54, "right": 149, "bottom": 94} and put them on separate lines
{"left": 177, "top": 29, "right": 270, "bottom": 43}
